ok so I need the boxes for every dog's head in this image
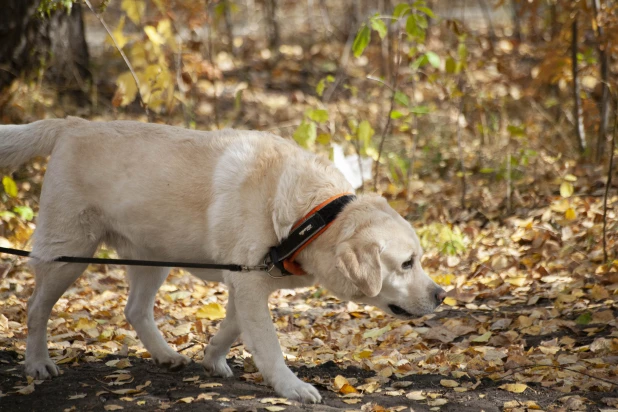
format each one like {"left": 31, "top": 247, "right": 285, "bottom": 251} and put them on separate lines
{"left": 307, "top": 194, "right": 445, "bottom": 318}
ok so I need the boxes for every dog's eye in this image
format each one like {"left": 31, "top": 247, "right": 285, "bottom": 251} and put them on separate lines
{"left": 402, "top": 257, "right": 414, "bottom": 270}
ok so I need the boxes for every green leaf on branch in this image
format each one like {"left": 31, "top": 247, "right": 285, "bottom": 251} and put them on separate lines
{"left": 393, "top": 4, "right": 411, "bottom": 18}
{"left": 390, "top": 110, "right": 404, "bottom": 119}
{"left": 293, "top": 121, "right": 317, "bottom": 148}
{"left": 316, "top": 79, "right": 326, "bottom": 96}
{"left": 425, "top": 51, "right": 441, "bottom": 68}
{"left": 353, "top": 25, "right": 371, "bottom": 58}
{"left": 445, "top": 56, "right": 457, "bottom": 74}
{"left": 370, "top": 16, "right": 388, "bottom": 40}
{"left": 416, "top": 6, "right": 435, "bottom": 18}
{"left": 2, "top": 176, "right": 18, "bottom": 198}
{"left": 411, "top": 54, "right": 428, "bottom": 70}
{"left": 410, "top": 105, "right": 430, "bottom": 114}
{"left": 13, "top": 206, "right": 34, "bottom": 221}
{"left": 306, "top": 109, "right": 329, "bottom": 123}
{"left": 394, "top": 91, "right": 409, "bottom": 107}
{"left": 357, "top": 120, "right": 375, "bottom": 151}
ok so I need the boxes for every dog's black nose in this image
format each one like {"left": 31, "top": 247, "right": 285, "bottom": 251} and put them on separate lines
{"left": 435, "top": 288, "right": 447, "bottom": 304}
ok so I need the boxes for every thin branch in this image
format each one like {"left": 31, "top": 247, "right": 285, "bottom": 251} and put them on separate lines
{"left": 571, "top": 14, "right": 586, "bottom": 153}
{"left": 456, "top": 87, "right": 466, "bottom": 209}
{"left": 206, "top": 21, "right": 220, "bottom": 129}
{"left": 373, "top": 33, "right": 401, "bottom": 191}
{"left": 83, "top": 0, "right": 149, "bottom": 120}
{"left": 592, "top": 0, "right": 610, "bottom": 162}
{"left": 366, "top": 75, "right": 395, "bottom": 92}
{"left": 602, "top": 94, "right": 617, "bottom": 262}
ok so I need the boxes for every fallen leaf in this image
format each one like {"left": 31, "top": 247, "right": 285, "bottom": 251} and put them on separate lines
{"left": 196, "top": 302, "right": 226, "bottom": 320}
{"left": 499, "top": 383, "right": 528, "bottom": 393}
{"left": 68, "top": 393, "right": 87, "bottom": 400}
{"left": 440, "top": 379, "right": 459, "bottom": 388}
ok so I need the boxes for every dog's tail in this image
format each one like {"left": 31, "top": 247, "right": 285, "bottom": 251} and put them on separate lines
{"left": 0, "top": 117, "right": 80, "bottom": 169}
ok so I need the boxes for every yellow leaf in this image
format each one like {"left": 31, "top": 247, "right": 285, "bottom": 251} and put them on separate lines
{"left": 260, "top": 398, "right": 292, "bottom": 405}
{"left": 196, "top": 302, "right": 226, "bottom": 320}
{"left": 443, "top": 297, "right": 457, "bottom": 306}
{"left": 104, "top": 406, "right": 124, "bottom": 411}
{"left": 114, "top": 71, "right": 138, "bottom": 107}
{"left": 333, "top": 375, "right": 349, "bottom": 390}
{"left": 560, "top": 181, "right": 574, "bottom": 198}
{"left": 356, "top": 350, "right": 373, "bottom": 359}
{"left": 265, "top": 407, "right": 286, "bottom": 412}
{"left": 199, "top": 382, "right": 223, "bottom": 389}
{"left": 431, "top": 273, "right": 456, "bottom": 286}
{"left": 17, "top": 384, "right": 35, "bottom": 395}
{"left": 565, "top": 208, "right": 577, "bottom": 220}
{"left": 406, "top": 391, "right": 426, "bottom": 400}
{"left": 440, "top": 379, "right": 459, "bottom": 388}
{"left": 2, "top": 176, "right": 18, "bottom": 198}
{"left": 362, "top": 325, "right": 391, "bottom": 339}
{"left": 106, "top": 16, "right": 129, "bottom": 50}
{"left": 144, "top": 25, "right": 165, "bottom": 45}
{"left": 472, "top": 332, "right": 492, "bottom": 343}
{"left": 499, "top": 383, "right": 528, "bottom": 393}
{"left": 74, "top": 317, "right": 98, "bottom": 331}
{"left": 505, "top": 275, "right": 527, "bottom": 287}
{"left": 340, "top": 384, "right": 358, "bottom": 394}
{"left": 121, "top": 0, "right": 145, "bottom": 25}
{"left": 178, "top": 397, "right": 194, "bottom": 403}
{"left": 183, "top": 376, "right": 200, "bottom": 382}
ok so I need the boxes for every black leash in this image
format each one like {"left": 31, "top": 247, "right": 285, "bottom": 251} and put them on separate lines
{"left": 0, "top": 246, "right": 268, "bottom": 273}
{"left": 0, "top": 194, "right": 356, "bottom": 277}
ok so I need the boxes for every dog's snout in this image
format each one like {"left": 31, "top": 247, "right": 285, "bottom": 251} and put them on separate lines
{"left": 434, "top": 287, "right": 447, "bottom": 304}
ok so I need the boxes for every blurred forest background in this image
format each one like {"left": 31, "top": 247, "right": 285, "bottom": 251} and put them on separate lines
{"left": 1, "top": 0, "right": 618, "bottom": 410}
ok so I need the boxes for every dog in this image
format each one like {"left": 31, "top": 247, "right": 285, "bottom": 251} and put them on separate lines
{"left": 0, "top": 117, "right": 445, "bottom": 403}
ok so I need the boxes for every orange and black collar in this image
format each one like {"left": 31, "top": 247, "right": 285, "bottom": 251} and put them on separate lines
{"left": 268, "top": 193, "right": 356, "bottom": 276}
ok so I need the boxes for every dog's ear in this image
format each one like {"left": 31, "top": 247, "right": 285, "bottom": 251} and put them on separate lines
{"left": 336, "top": 240, "right": 382, "bottom": 297}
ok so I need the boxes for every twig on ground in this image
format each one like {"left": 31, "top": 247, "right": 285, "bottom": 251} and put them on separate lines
{"left": 83, "top": 0, "right": 149, "bottom": 120}
{"left": 504, "top": 364, "right": 618, "bottom": 387}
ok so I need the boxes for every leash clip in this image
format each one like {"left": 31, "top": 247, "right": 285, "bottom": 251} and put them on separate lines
{"left": 240, "top": 263, "right": 269, "bottom": 273}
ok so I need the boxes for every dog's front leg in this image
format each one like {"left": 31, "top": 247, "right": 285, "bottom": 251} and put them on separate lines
{"left": 201, "top": 284, "right": 239, "bottom": 378}
{"left": 231, "top": 275, "right": 322, "bottom": 403}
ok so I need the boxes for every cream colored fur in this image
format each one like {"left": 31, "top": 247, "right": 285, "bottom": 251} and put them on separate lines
{"left": 0, "top": 117, "right": 444, "bottom": 403}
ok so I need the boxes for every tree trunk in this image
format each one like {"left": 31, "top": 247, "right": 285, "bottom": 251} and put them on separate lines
{"left": 572, "top": 16, "right": 587, "bottom": 153}
{"left": 264, "top": 0, "right": 280, "bottom": 50}
{"left": 592, "top": 0, "right": 610, "bottom": 161}
{"left": 0, "top": 0, "right": 90, "bottom": 95}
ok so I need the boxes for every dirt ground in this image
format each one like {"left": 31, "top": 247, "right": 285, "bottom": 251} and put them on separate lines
{"left": 1, "top": 348, "right": 616, "bottom": 412}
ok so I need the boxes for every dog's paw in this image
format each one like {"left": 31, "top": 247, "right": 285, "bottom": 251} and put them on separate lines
{"left": 274, "top": 379, "right": 322, "bottom": 404}
{"left": 24, "top": 358, "right": 60, "bottom": 379}
{"left": 153, "top": 353, "right": 192, "bottom": 371}
{"left": 201, "top": 356, "right": 233, "bottom": 378}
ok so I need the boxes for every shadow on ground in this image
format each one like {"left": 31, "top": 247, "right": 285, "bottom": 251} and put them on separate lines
{"left": 1, "top": 350, "right": 614, "bottom": 411}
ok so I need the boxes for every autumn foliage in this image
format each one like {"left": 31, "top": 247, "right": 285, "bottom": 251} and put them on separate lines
{"left": 0, "top": 0, "right": 617, "bottom": 410}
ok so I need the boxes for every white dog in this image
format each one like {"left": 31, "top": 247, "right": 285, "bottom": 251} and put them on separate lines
{"left": 0, "top": 117, "right": 445, "bottom": 403}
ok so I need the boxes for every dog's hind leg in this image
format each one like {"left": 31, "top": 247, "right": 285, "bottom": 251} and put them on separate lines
{"left": 124, "top": 266, "right": 191, "bottom": 370}
{"left": 25, "top": 258, "right": 93, "bottom": 379}
{"left": 201, "top": 284, "right": 239, "bottom": 378}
